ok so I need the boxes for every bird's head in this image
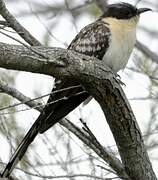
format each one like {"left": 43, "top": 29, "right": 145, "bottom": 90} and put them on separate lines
{"left": 102, "top": 2, "right": 151, "bottom": 19}
{"left": 101, "top": 3, "right": 151, "bottom": 29}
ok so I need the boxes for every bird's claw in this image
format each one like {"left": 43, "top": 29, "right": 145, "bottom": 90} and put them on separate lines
{"left": 116, "top": 78, "right": 126, "bottom": 86}
{"left": 115, "top": 74, "right": 126, "bottom": 86}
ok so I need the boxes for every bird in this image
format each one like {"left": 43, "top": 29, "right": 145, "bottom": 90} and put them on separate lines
{"left": 1, "top": 2, "right": 151, "bottom": 177}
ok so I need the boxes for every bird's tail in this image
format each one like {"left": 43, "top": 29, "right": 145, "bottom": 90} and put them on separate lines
{"left": 1, "top": 118, "right": 41, "bottom": 177}
{"left": 1, "top": 81, "right": 89, "bottom": 177}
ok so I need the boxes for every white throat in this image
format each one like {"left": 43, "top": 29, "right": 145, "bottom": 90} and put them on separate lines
{"left": 102, "top": 17, "right": 139, "bottom": 72}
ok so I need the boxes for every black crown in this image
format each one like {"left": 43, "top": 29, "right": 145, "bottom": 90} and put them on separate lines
{"left": 102, "top": 3, "right": 138, "bottom": 19}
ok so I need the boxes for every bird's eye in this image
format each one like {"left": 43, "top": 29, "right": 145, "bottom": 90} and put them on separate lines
{"left": 124, "top": 11, "right": 133, "bottom": 18}
{"left": 124, "top": 11, "right": 130, "bottom": 16}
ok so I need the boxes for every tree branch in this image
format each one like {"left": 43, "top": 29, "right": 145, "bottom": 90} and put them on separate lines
{"left": 0, "top": 80, "right": 42, "bottom": 111}
{"left": 0, "top": 68, "right": 129, "bottom": 179}
{"left": 0, "top": 0, "right": 156, "bottom": 179}
{"left": 136, "top": 40, "right": 158, "bottom": 64}
{"left": 0, "top": 42, "right": 156, "bottom": 179}
{"left": 0, "top": 0, "right": 41, "bottom": 46}
{"left": 93, "top": 0, "right": 108, "bottom": 12}
{"left": 60, "top": 119, "right": 129, "bottom": 179}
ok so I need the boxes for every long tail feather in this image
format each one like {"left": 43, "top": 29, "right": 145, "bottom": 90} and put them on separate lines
{"left": 1, "top": 119, "right": 41, "bottom": 177}
{"left": 1, "top": 82, "right": 89, "bottom": 177}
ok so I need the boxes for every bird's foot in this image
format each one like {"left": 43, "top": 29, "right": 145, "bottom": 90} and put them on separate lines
{"left": 113, "top": 73, "right": 126, "bottom": 86}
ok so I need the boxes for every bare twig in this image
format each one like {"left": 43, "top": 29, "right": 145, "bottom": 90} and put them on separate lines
{"left": 28, "top": 2, "right": 68, "bottom": 47}
{"left": 15, "top": 1, "right": 92, "bottom": 18}
{"left": 60, "top": 119, "right": 130, "bottom": 179}
{"left": 0, "top": 29, "right": 47, "bottom": 59}
{"left": 0, "top": 29, "right": 31, "bottom": 48}
{"left": 3, "top": 167, "right": 118, "bottom": 180}
{"left": 93, "top": 0, "right": 108, "bottom": 12}
{"left": 0, "top": 82, "right": 82, "bottom": 112}
{"left": 79, "top": 119, "right": 127, "bottom": 178}
{"left": 0, "top": 77, "right": 129, "bottom": 179}
{"left": 0, "top": 43, "right": 155, "bottom": 179}
{"left": 136, "top": 40, "right": 158, "bottom": 64}
{"left": 0, "top": 0, "right": 41, "bottom": 46}
{"left": 0, "top": 20, "right": 9, "bottom": 27}
{"left": 0, "top": 80, "right": 43, "bottom": 111}
{"left": 0, "top": 91, "right": 86, "bottom": 116}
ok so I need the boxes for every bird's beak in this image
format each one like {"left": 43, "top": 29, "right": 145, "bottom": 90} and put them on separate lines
{"left": 138, "top": 8, "right": 152, "bottom": 14}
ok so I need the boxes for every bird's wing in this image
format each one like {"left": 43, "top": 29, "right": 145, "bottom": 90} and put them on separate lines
{"left": 1, "top": 20, "right": 110, "bottom": 177}
{"left": 38, "top": 20, "right": 110, "bottom": 133}
{"left": 1, "top": 120, "right": 41, "bottom": 177}
{"left": 38, "top": 80, "right": 89, "bottom": 133}
{"left": 68, "top": 20, "right": 110, "bottom": 59}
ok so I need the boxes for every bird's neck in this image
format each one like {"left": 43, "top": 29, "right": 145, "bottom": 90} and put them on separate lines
{"left": 102, "top": 17, "right": 138, "bottom": 44}
{"left": 102, "top": 16, "right": 139, "bottom": 30}
{"left": 101, "top": 17, "right": 139, "bottom": 72}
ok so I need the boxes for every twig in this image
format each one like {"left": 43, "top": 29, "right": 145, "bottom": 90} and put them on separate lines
{"left": 0, "top": 91, "right": 86, "bottom": 116}
{"left": 61, "top": 119, "right": 129, "bottom": 179}
{"left": 0, "top": 83, "right": 129, "bottom": 178}
{"left": 136, "top": 40, "right": 158, "bottom": 64}
{"left": 0, "top": 80, "right": 43, "bottom": 111}
{"left": 97, "top": 165, "right": 116, "bottom": 174}
{"left": 0, "top": 29, "right": 48, "bottom": 59}
{"left": 0, "top": 84, "right": 128, "bottom": 179}
{"left": 0, "top": 29, "right": 31, "bottom": 49}
{"left": 0, "top": 0, "right": 41, "bottom": 46}
{"left": 0, "top": 81, "right": 129, "bottom": 179}
{"left": 79, "top": 118, "right": 125, "bottom": 177}
{"left": 93, "top": 0, "right": 108, "bottom": 12}
{"left": 0, "top": 82, "right": 82, "bottom": 112}
{"left": 0, "top": 20, "right": 9, "bottom": 27}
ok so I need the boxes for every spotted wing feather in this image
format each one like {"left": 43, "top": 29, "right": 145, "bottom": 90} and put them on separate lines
{"left": 68, "top": 20, "right": 110, "bottom": 59}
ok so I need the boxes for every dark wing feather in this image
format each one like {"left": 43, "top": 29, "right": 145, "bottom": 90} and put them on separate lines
{"left": 68, "top": 20, "right": 110, "bottom": 59}
{"left": 39, "top": 20, "right": 110, "bottom": 133}
{"left": 1, "top": 20, "right": 110, "bottom": 177}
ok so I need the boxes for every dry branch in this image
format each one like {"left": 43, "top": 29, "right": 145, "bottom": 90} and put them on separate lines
{"left": 0, "top": 42, "right": 156, "bottom": 180}
{"left": 0, "top": 0, "right": 41, "bottom": 46}
{"left": 0, "top": 0, "right": 156, "bottom": 179}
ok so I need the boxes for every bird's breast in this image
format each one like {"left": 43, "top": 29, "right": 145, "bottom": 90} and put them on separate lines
{"left": 102, "top": 18, "right": 137, "bottom": 72}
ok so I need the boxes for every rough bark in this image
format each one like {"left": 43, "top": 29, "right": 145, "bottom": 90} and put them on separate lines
{"left": 0, "top": 81, "right": 129, "bottom": 179}
{"left": 0, "top": 42, "right": 156, "bottom": 180}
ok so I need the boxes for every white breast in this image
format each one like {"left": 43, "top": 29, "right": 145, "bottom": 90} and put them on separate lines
{"left": 102, "top": 17, "right": 138, "bottom": 72}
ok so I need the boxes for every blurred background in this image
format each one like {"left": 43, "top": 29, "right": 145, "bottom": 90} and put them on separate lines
{"left": 0, "top": 0, "right": 157, "bottom": 179}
